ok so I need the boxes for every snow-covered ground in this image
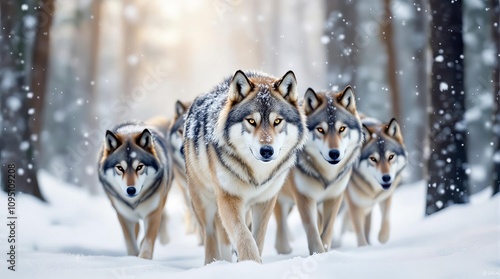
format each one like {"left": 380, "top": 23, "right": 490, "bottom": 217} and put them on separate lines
{"left": 0, "top": 171, "right": 498, "bottom": 278}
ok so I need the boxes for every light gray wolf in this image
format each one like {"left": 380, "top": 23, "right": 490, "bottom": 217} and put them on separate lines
{"left": 274, "top": 86, "right": 363, "bottom": 255}
{"left": 167, "top": 100, "right": 203, "bottom": 243}
{"left": 98, "top": 120, "right": 173, "bottom": 259}
{"left": 343, "top": 117, "right": 407, "bottom": 246}
{"left": 184, "top": 70, "right": 307, "bottom": 264}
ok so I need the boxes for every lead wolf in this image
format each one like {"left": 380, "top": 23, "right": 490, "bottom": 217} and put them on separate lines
{"left": 184, "top": 70, "right": 307, "bottom": 264}
{"left": 98, "top": 120, "right": 173, "bottom": 259}
{"left": 274, "top": 86, "right": 363, "bottom": 255}
{"left": 342, "top": 117, "right": 407, "bottom": 246}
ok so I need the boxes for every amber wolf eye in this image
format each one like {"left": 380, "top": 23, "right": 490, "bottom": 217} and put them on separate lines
{"left": 247, "top": 118, "right": 256, "bottom": 126}
{"left": 316, "top": 127, "right": 324, "bottom": 134}
{"left": 339, "top": 126, "right": 346, "bottom": 133}
{"left": 274, "top": 119, "right": 282, "bottom": 126}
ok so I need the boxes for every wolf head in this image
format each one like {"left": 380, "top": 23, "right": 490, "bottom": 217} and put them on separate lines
{"left": 303, "top": 86, "right": 362, "bottom": 165}
{"left": 217, "top": 70, "right": 306, "bottom": 163}
{"left": 358, "top": 118, "right": 407, "bottom": 190}
{"left": 101, "top": 129, "right": 161, "bottom": 197}
{"left": 169, "top": 100, "right": 190, "bottom": 169}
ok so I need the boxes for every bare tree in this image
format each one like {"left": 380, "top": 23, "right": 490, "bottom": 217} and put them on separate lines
{"left": 492, "top": 0, "right": 500, "bottom": 196}
{"left": 426, "top": 0, "right": 469, "bottom": 215}
{"left": 380, "top": 0, "right": 401, "bottom": 119}
{"left": 0, "top": 0, "right": 54, "bottom": 200}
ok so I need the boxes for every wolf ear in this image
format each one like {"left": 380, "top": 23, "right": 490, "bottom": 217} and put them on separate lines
{"left": 386, "top": 118, "right": 403, "bottom": 143}
{"left": 304, "top": 88, "right": 320, "bottom": 115}
{"left": 229, "top": 70, "right": 253, "bottom": 103}
{"left": 105, "top": 130, "right": 121, "bottom": 151}
{"left": 275, "top": 70, "right": 298, "bottom": 103}
{"left": 362, "top": 124, "right": 372, "bottom": 143}
{"left": 137, "top": 129, "right": 153, "bottom": 149}
{"left": 175, "top": 100, "right": 188, "bottom": 117}
{"left": 338, "top": 85, "right": 357, "bottom": 114}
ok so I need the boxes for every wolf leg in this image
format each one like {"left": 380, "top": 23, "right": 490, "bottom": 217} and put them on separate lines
{"left": 138, "top": 203, "right": 163, "bottom": 259}
{"left": 191, "top": 190, "right": 220, "bottom": 264}
{"left": 159, "top": 210, "right": 170, "bottom": 245}
{"left": 215, "top": 214, "right": 232, "bottom": 262}
{"left": 345, "top": 193, "right": 368, "bottom": 247}
{"left": 320, "top": 194, "right": 344, "bottom": 251}
{"left": 364, "top": 211, "right": 372, "bottom": 245}
{"left": 217, "top": 192, "right": 260, "bottom": 263}
{"left": 378, "top": 196, "right": 392, "bottom": 244}
{"left": 117, "top": 213, "right": 139, "bottom": 256}
{"left": 252, "top": 196, "right": 278, "bottom": 256}
{"left": 274, "top": 198, "right": 292, "bottom": 254}
{"left": 293, "top": 192, "right": 325, "bottom": 254}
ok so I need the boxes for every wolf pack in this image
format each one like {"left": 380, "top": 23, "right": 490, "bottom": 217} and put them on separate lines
{"left": 97, "top": 70, "right": 408, "bottom": 264}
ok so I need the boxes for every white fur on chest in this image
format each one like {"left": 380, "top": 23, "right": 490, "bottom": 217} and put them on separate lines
{"left": 215, "top": 158, "right": 292, "bottom": 206}
{"left": 294, "top": 168, "right": 349, "bottom": 202}
{"left": 111, "top": 193, "right": 161, "bottom": 222}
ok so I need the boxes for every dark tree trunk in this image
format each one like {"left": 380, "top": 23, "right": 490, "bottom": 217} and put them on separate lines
{"left": 380, "top": 0, "right": 401, "bottom": 119}
{"left": 325, "top": 0, "right": 358, "bottom": 88}
{"left": 426, "top": 0, "right": 469, "bottom": 215}
{"left": 412, "top": 0, "right": 430, "bottom": 181}
{"left": 0, "top": 0, "right": 53, "bottom": 200}
{"left": 492, "top": 0, "right": 500, "bottom": 196}
{"left": 28, "top": 0, "right": 55, "bottom": 171}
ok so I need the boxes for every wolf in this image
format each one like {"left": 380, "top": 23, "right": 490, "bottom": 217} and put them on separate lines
{"left": 343, "top": 117, "right": 407, "bottom": 246}
{"left": 167, "top": 100, "right": 203, "bottom": 243}
{"left": 98, "top": 120, "right": 173, "bottom": 259}
{"left": 274, "top": 86, "right": 363, "bottom": 255}
{"left": 184, "top": 70, "right": 307, "bottom": 264}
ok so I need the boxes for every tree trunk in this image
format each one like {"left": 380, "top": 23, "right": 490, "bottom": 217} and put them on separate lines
{"left": 28, "top": 0, "right": 55, "bottom": 170}
{"left": 380, "top": 0, "right": 401, "bottom": 119}
{"left": 0, "top": 0, "right": 51, "bottom": 200}
{"left": 491, "top": 0, "right": 500, "bottom": 196}
{"left": 426, "top": 0, "right": 469, "bottom": 215}
{"left": 325, "top": 0, "right": 358, "bottom": 88}
{"left": 412, "top": 0, "right": 430, "bottom": 182}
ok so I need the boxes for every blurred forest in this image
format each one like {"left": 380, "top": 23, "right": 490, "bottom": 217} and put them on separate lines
{"left": 0, "top": 0, "right": 498, "bottom": 215}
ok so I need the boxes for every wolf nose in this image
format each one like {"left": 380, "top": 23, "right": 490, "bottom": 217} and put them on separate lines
{"left": 260, "top": 145, "right": 274, "bottom": 159}
{"left": 127, "top": 187, "right": 136, "bottom": 196}
{"left": 382, "top": 175, "right": 391, "bottom": 182}
{"left": 329, "top": 149, "right": 340, "bottom": 160}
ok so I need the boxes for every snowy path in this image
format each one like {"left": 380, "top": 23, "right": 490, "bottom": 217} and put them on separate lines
{"left": 0, "top": 171, "right": 498, "bottom": 278}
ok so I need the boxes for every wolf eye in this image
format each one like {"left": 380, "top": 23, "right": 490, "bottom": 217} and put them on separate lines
{"left": 136, "top": 165, "right": 144, "bottom": 171}
{"left": 369, "top": 157, "right": 377, "bottom": 163}
{"left": 274, "top": 118, "right": 283, "bottom": 126}
{"left": 316, "top": 127, "right": 324, "bottom": 134}
{"left": 116, "top": 166, "right": 125, "bottom": 172}
{"left": 339, "top": 126, "right": 346, "bottom": 133}
{"left": 247, "top": 118, "right": 256, "bottom": 126}
{"left": 388, "top": 155, "right": 394, "bottom": 161}
{"left": 177, "top": 129, "right": 183, "bottom": 135}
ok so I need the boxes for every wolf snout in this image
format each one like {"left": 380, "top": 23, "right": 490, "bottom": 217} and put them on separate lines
{"left": 328, "top": 149, "right": 341, "bottom": 164}
{"left": 382, "top": 174, "right": 391, "bottom": 183}
{"left": 127, "top": 187, "right": 137, "bottom": 196}
{"left": 329, "top": 149, "right": 340, "bottom": 160}
{"left": 381, "top": 174, "right": 392, "bottom": 190}
{"left": 260, "top": 145, "right": 274, "bottom": 160}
